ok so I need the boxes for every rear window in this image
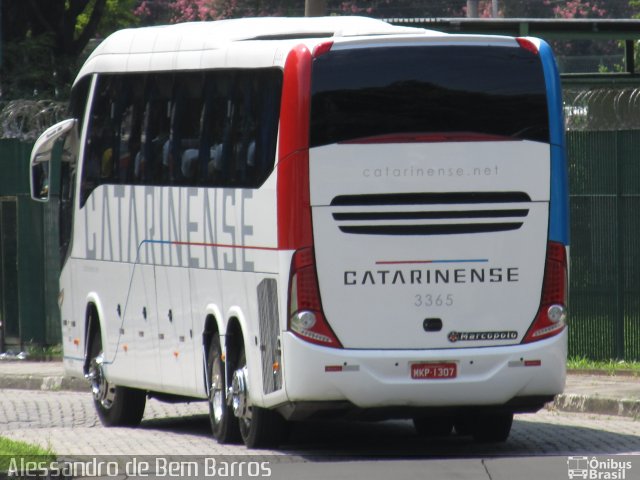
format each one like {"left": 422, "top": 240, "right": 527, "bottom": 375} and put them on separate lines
{"left": 310, "top": 45, "right": 549, "bottom": 147}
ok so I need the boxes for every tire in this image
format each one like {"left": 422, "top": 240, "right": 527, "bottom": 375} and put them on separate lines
{"left": 471, "top": 413, "right": 513, "bottom": 443}
{"left": 453, "top": 415, "right": 475, "bottom": 436}
{"left": 413, "top": 416, "right": 453, "bottom": 437}
{"left": 207, "top": 332, "right": 240, "bottom": 443}
{"left": 88, "top": 333, "right": 146, "bottom": 427}
{"left": 233, "top": 346, "right": 288, "bottom": 448}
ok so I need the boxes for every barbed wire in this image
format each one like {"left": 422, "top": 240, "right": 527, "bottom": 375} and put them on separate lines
{"left": 0, "top": 100, "right": 67, "bottom": 141}
{"left": 564, "top": 87, "right": 640, "bottom": 132}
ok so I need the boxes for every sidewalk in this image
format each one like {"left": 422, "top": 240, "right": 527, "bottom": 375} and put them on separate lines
{"left": 559, "top": 371, "right": 640, "bottom": 418}
{"left": 0, "top": 360, "right": 638, "bottom": 419}
{"left": 0, "top": 360, "right": 87, "bottom": 392}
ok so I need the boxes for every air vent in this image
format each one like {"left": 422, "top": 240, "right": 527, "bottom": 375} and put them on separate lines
{"left": 331, "top": 191, "right": 531, "bottom": 206}
{"left": 333, "top": 209, "right": 529, "bottom": 221}
{"left": 331, "top": 192, "right": 530, "bottom": 236}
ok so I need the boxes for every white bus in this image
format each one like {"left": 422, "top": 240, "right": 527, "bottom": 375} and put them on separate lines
{"left": 30, "top": 16, "right": 569, "bottom": 448}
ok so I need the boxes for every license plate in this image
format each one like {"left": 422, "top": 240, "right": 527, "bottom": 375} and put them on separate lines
{"left": 411, "top": 362, "right": 457, "bottom": 380}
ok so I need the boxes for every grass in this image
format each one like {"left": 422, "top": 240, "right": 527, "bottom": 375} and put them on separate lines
{"left": 567, "top": 355, "right": 640, "bottom": 375}
{"left": 0, "top": 436, "right": 55, "bottom": 473}
{"left": 25, "top": 344, "right": 63, "bottom": 361}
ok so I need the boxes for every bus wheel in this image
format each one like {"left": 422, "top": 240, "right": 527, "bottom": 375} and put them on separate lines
{"left": 207, "top": 332, "right": 240, "bottom": 443}
{"left": 471, "top": 413, "right": 513, "bottom": 443}
{"left": 87, "top": 333, "right": 146, "bottom": 427}
{"left": 453, "top": 414, "right": 475, "bottom": 436}
{"left": 232, "top": 346, "right": 287, "bottom": 448}
{"left": 413, "top": 416, "right": 453, "bottom": 437}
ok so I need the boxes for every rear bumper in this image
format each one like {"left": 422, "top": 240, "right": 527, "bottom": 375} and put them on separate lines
{"left": 280, "top": 329, "right": 567, "bottom": 413}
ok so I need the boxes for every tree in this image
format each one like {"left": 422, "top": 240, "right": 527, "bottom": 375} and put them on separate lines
{"left": 133, "top": 0, "right": 298, "bottom": 22}
{"left": 132, "top": 0, "right": 467, "bottom": 23}
{"left": 1, "top": 0, "right": 136, "bottom": 99}
{"left": 134, "top": 0, "right": 175, "bottom": 25}
{"left": 331, "top": 0, "right": 465, "bottom": 17}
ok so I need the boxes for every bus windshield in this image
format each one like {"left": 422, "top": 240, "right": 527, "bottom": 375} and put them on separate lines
{"left": 310, "top": 45, "right": 549, "bottom": 147}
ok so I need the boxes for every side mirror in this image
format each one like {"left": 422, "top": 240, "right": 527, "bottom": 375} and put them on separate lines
{"left": 30, "top": 119, "right": 77, "bottom": 202}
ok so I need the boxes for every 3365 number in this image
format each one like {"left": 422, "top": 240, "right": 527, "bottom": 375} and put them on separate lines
{"left": 414, "top": 293, "right": 454, "bottom": 308}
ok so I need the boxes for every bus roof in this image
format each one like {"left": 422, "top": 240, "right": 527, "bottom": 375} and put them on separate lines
{"left": 75, "top": 16, "right": 436, "bottom": 83}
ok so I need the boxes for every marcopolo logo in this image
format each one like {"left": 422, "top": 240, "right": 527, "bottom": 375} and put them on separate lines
{"left": 567, "top": 456, "right": 633, "bottom": 479}
{"left": 447, "top": 330, "right": 518, "bottom": 343}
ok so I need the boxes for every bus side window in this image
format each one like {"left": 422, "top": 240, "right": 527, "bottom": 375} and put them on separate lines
{"left": 200, "top": 72, "right": 224, "bottom": 185}
{"left": 170, "top": 73, "right": 204, "bottom": 184}
{"left": 81, "top": 69, "right": 284, "bottom": 194}
{"left": 199, "top": 69, "right": 282, "bottom": 189}
{"left": 231, "top": 73, "right": 255, "bottom": 186}
{"left": 136, "top": 74, "right": 173, "bottom": 185}
{"left": 81, "top": 75, "right": 119, "bottom": 206}
{"left": 201, "top": 71, "right": 239, "bottom": 188}
{"left": 122, "top": 77, "right": 146, "bottom": 185}
{"left": 99, "top": 74, "right": 146, "bottom": 187}
{"left": 151, "top": 75, "right": 173, "bottom": 184}
{"left": 60, "top": 76, "right": 90, "bottom": 259}
{"left": 251, "top": 70, "right": 281, "bottom": 187}
{"left": 219, "top": 77, "right": 235, "bottom": 185}
{"left": 117, "top": 105, "right": 134, "bottom": 184}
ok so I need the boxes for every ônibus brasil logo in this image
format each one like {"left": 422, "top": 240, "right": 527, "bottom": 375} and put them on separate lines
{"left": 567, "top": 456, "right": 633, "bottom": 480}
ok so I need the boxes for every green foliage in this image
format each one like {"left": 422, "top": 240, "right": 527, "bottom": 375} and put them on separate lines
{"left": 76, "top": 0, "right": 139, "bottom": 37}
{"left": 1, "top": 34, "right": 75, "bottom": 100}
{"left": 25, "top": 344, "right": 64, "bottom": 361}
{"left": 626, "top": 0, "right": 640, "bottom": 73}
{"left": 0, "top": 437, "right": 55, "bottom": 473}
{"left": 0, "top": 0, "right": 114, "bottom": 101}
{"left": 568, "top": 356, "right": 640, "bottom": 375}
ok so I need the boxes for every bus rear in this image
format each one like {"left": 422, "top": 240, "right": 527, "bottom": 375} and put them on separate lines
{"left": 278, "top": 35, "right": 568, "bottom": 440}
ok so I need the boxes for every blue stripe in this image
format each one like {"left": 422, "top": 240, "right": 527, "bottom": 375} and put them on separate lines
{"left": 539, "top": 40, "right": 570, "bottom": 246}
{"left": 143, "top": 239, "right": 173, "bottom": 245}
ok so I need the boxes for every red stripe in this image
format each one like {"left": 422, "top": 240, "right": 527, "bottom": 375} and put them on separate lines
{"left": 277, "top": 44, "right": 313, "bottom": 251}
{"left": 172, "top": 241, "right": 279, "bottom": 251}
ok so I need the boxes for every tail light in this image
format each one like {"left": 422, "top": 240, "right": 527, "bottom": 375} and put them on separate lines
{"left": 523, "top": 241, "right": 568, "bottom": 343}
{"left": 312, "top": 41, "right": 333, "bottom": 58}
{"left": 288, "top": 247, "right": 342, "bottom": 348}
{"left": 516, "top": 37, "right": 539, "bottom": 55}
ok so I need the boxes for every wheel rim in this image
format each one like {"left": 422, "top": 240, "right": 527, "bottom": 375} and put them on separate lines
{"left": 231, "top": 365, "right": 251, "bottom": 420}
{"left": 231, "top": 349, "right": 252, "bottom": 441}
{"left": 210, "top": 360, "right": 224, "bottom": 424}
{"left": 88, "top": 352, "right": 115, "bottom": 410}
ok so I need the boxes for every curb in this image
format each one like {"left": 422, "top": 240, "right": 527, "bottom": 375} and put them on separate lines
{"left": 0, "top": 375, "right": 88, "bottom": 392}
{"left": 1, "top": 373, "right": 638, "bottom": 420}
{"left": 567, "top": 369, "right": 640, "bottom": 378}
{"left": 553, "top": 393, "right": 640, "bottom": 419}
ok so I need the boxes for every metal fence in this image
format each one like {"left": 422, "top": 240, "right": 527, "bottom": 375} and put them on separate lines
{"left": 0, "top": 140, "right": 59, "bottom": 350}
{"left": 565, "top": 85, "right": 640, "bottom": 361}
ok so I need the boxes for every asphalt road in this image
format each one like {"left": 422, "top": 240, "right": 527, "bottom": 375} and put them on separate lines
{"left": 1, "top": 389, "right": 639, "bottom": 479}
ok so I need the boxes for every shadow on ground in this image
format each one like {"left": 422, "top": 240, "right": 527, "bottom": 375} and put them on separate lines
{"left": 138, "top": 413, "right": 639, "bottom": 459}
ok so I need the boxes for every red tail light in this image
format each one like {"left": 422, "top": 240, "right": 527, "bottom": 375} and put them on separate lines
{"left": 523, "top": 241, "right": 568, "bottom": 343}
{"left": 516, "top": 37, "right": 539, "bottom": 55}
{"left": 312, "top": 41, "right": 333, "bottom": 58}
{"left": 288, "top": 247, "right": 342, "bottom": 348}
